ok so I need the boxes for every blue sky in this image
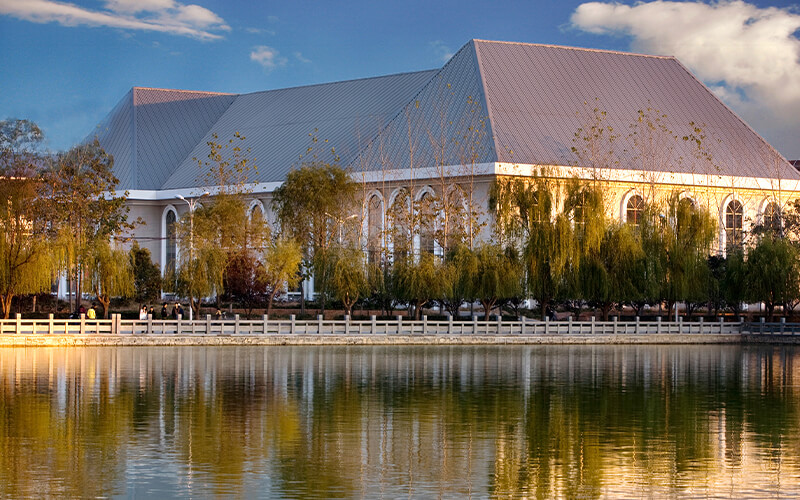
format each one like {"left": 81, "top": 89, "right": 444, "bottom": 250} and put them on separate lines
{"left": 1, "top": 0, "right": 799, "bottom": 158}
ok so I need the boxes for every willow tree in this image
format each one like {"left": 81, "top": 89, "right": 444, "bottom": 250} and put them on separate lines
{"left": 45, "top": 140, "right": 133, "bottom": 313}
{"left": 83, "top": 239, "right": 133, "bottom": 318}
{"left": 438, "top": 244, "right": 478, "bottom": 318}
{"left": 0, "top": 119, "right": 54, "bottom": 318}
{"left": 272, "top": 162, "right": 358, "bottom": 313}
{"left": 328, "top": 247, "right": 368, "bottom": 317}
{"left": 745, "top": 235, "right": 799, "bottom": 320}
{"left": 260, "top": 237, "right": 303, "bottom": 315}
{"left": 662, "top": 194, "right": 716, "bottom": 317}
{"left": 473, "top": 243, "right": 523, "bottom": 320}
{"left": 392, "top": 252, "right": 442, "bottom": 319}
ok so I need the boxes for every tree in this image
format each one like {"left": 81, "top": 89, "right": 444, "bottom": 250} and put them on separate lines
{"left": 438, "top": 245, "right": 478, "bottom": 318}
{"left": 473, "top": 243, "right": 523, "bottom": 320}
{"left": 130, "top": 242, "right": 162, "bottom": 305}
{"left": 83, "top": 239, "right": 134, "bottom": 318}
{"left": 0, "top": 119, "right": 54, "bottom": 318}
{"left": 223, "top": 250, "right": 265, "bottom": 318}
{"left": 745, "top": 235, "right": 799, "bottom": 320}
{"left": 260, "top": 237, "right": 303, "bottom": 315}
{"left": 392, "top": 252, "right": 442, "bottom": 319}
{"left": 45, "top": 139, "right": 133, "bottom": 313}
{"left": 272, "top": 162, "right": 358, "bottom": 313}
{"left": 328, "top": 247, "right": 368, "bottom": 317}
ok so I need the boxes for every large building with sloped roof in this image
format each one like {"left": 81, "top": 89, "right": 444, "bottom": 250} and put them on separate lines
{"left": 91, "top": 39, "right": 799, "bottom": 293}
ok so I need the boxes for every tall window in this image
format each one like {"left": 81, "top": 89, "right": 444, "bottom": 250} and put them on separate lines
{"left": 764, "top": 201, "right": 781, "bottom": 233}
{"left": 165, "top": 209, "right": 177, "bottom": 273}
{"left": 725, "top": 200, "right": 743, "bottom": 248}
{"left": 390, "top": 190, "right": 411, "bottom": 262}
{"left": 418, "top": 191, "right": 435, "bottom": 255}
{"left": 626, "top": 195, "right": 644, "bottom": 227}
{"left": 367, "top": 195, "right": 382, "bottom": 264}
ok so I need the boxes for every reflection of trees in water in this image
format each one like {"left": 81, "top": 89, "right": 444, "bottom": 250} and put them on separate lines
{"left": 0, "top": 346, "right": 799, "bottom": 497}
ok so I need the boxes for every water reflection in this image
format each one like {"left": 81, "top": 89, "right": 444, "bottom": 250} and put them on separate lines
{"left": 1, "top": 346, "right": 799, "bottom": 497}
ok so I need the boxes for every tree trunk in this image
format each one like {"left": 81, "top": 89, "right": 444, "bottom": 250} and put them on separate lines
{"left": 99, "top": 295, "right": 110, "bottom": 319}
{"left": 1, "top": 293, "right": 12, "bottom": 319}
{"left": 482, "top": 298, "right": 496, "bottom": 320}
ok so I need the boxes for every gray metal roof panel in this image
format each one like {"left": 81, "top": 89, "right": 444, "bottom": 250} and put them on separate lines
{"left": 160, "top": 70, "right": 437, "bottom": 189}
{"left": 473, "top": 40, "right": 796, "bottom": 179}
{"left": 89, "top": 89, "right": 135, "bottom": 189}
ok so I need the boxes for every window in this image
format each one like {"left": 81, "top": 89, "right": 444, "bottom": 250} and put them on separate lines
{"left": 418, "top": 192, "right": 435, "bottom": 255}
{"left": 626, "top": 195, "right": 644, "bottom": 227}
{"left": 367, "top": 195, "right": 382, "bottom": 264}
{"left": 390, "top": 190, "right": 411, "bottom": 262}
{"left": 165, "top": 209, "right": 177, "bottom": 273}
{"left": 764, "top": 201, "right": 781, "bottom": 233}
{"left": 725, "top": 200, "right": 743, "bottom": 248}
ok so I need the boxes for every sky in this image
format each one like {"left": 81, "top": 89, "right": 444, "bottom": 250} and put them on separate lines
{"left": 1, "top": 0, "right": 798, "bottom": 159}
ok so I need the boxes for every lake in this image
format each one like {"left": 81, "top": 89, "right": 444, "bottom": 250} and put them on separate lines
{"left": 1, "top": 345, "right": 798, "bottom": 498}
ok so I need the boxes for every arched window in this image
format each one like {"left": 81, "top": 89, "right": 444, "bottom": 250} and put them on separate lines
{"left": 626, "top": 195, "right": 644, "bottom": 226}
{"left": 418, "top": 191, "right": 435, "bottom": 255}
{"left": 764, "top": 201, "right": 781, "bottom": 233}
{"left": 725, "top": 200, "right": 743, "bottom": 248}
{"left": 389, "top": 189, "right": 411, "bottom": 262}
{"left": 165, "top": 209, "right": 178, "bottom": 274}
{"left": 367, "top": 195, "right": 382, "bottom": 264}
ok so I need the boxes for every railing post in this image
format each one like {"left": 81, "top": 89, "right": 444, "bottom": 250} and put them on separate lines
{"left": 635, "top": 316, "right": 640, "bottom": 335}
{"left": 760, "top": 317, "right": 765, "bottom": 334}
{"left": 234, "top": 314, "right": 240, "bottom": 335}
{"left": 79, "top": 313, "right": 85, "bottom": 335}
{"left": 397, "top": 315, "right": 402, "bottom": 335}
{"left": 15, "top": 313, "right": 21, "bottom": 335}
{"left": 263, "top": 314, "right": 268, "bottom": 335}
{"left": 545, "top": 317, "right": 549, "bottom": 336}
{"left": 371, "top": 315, "right": 376, "bottom": 335}
{"left": 422, "top": 315, "right": 427, "bottom": 335}
{"left": 678, "top": 316, "right": 683, "bottom": 334}
{"left": 612, "top": 316, "right": 617, "bottom": 335}
{"left": 567, "top": 315, "right": 573, "bottom": 335}
{"left": 521, "top": 316, "right": 526, "bottom": 335}
{"left": 290, "top": 314, "right": 296, "bottom": 335}
{"left": 316, "top": 314, "right": 323, "bottom": 335}
{"left": 49, "top": 313, "right": 54, "bottom": 335}
{"left": 448, "top": 314, "right": 453, "bottom": 335}
{"left": 206, "top": 314, "right": 212, "bottom": 335}
{"left": 657, "top": 316, "right": 662, "bottom": 335}
{"left": 110, "top": 314, "right": 116, "bottom": 335}
{"left": 147, "top": 313, "right": 153, "bottom": 335}
{"left": 473, "top": 315, "right": 478, "bottom": 335}
{"left": 719, "top": 316, "right": 724, "bottom": 334}
{"left": 176, "top": 314, "right": 182, "bottom": 335}
{"left": 699, "top": 316, "right": 704, "bottom": 334}
{"left": 344, "top": 315, "right": 350, "bottom": 335}
{"left": 781, "top": 317, "right": 786, "bottom": 334}
{"left": 591, "top": 316, "right": 595, "bottom": 335}
{"left": 496, "top": 315, "right": 502, "bottom": 335}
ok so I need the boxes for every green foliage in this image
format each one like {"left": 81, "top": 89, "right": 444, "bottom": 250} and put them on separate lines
{"left": 745, "top": 235, "right": 799, "bottom": 320}
{"left": 328, "top": 247, "right": 368, "bottom": 316}
{"left": 438, "top": 244, "right": 478, "bottom": 317}
{"left": 722, "top": 249, "right": 747, "bottom": 317}
{"left": 392, "top": 252, "right": 443, "bottom": 319}
{"left": 260, "top": 237, "right": 303, "bottom": 314}
{"left": 0, "top": 119, "right": 54, "bottom": 318}
{"left": 83, "top": 239, "right": 134, "bottom": 318}
{"left": 223, "top": 250, "right": 266, "bottom": 318}
{"left": 272, "top": 161, "right": 358, "bottom": 311}
{"left": 473, "top": 243, "right": 523, "bottom": 320}
{"left": 129, "top": 243, "right": 161, "bottom": 305}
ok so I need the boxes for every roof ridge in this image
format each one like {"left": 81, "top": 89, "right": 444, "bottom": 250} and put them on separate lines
{"left": 471, "top": 39, "right": 675, "bottom": 60}
{"left": 240, "top": 69, "right": 439, "bottom": 98}
{"left": 132, "top": 86, "right": 236, "bottom": 96}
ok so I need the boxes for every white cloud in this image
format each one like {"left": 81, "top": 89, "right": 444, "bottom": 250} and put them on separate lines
{"left": 294, "top": 51, "right": 311, "bottom": 63}
{"left": 250, "top": 45, "right": 286, "bottom": 70}
{"left": 430, "top": 40, "right": 454, "bottom": 62}
{"left": 571, "top": 0, "right": 800, "bottom": 159}
{"left": 0, "top": 0, "right": 229, "bottom": 40}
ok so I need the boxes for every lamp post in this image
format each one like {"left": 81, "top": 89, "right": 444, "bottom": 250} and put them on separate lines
{"left": 325, "top": 212, "right": 358, "bottom": 245}
{"left": 176, "top": 192, "right": 209, "bottom": 320}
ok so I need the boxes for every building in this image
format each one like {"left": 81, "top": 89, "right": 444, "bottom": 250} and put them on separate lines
{"left": 91, "top": 39, "right": 799, "bottom": 297}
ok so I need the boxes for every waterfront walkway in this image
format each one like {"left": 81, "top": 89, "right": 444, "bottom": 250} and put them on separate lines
{"left": 0, "top": 314, "right": 798, "bottom": 346}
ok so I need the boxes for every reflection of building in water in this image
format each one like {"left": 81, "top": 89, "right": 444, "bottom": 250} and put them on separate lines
{"left": 1, "top": 346, "right": 800, "bottom": 497}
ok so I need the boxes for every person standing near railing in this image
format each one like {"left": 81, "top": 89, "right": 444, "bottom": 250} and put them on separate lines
{"left": 87, "top": 304, "right": 97, "bottom": 320}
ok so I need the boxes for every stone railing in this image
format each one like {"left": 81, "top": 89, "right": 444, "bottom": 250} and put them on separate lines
{"left": 0, "top": 313, "right": 753, "bottom": 337}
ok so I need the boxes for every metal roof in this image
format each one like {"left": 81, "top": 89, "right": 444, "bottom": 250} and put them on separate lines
{"left": 92, "top": 39, "right": 796, "bottom": 192}
{"left": 160, "top": 70, "right": 437, "bottom": 189}
{"left": 472, "top": 40, "right": 797, "bottom": 179}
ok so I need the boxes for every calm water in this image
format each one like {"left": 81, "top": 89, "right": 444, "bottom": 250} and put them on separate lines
{"left": 1, "top": 345, "right": 799, "bottom": 498}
